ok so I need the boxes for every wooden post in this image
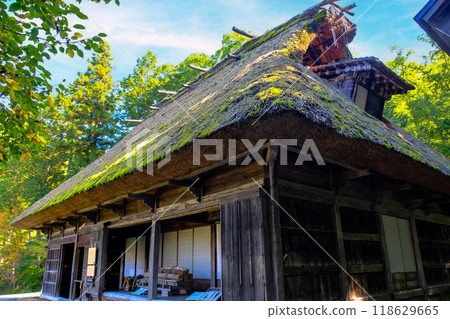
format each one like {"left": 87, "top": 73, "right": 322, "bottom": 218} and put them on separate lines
{"left": 330, "top": 168, "right": 348, "bottom": 300}
{"left": 410, "top": 217, "right": 429, "bottom": 300}
{"left": 119, "top": 252, "right": 124, "bottom": 290}
{"left": 148, "top": 221, "right": 161, "bottom": 300}
{"left": 68, "top": 219, "right": 79, "bottom": 300}
{"left": 211, "top": 223, "right": 217, "bottom": 287}
{"left": 97, "top": 223, "right": 109, "bottom": 300}
{"left": 376, "top": 210, "right": 394, "bottom": 299}
{"left": 332, "top": 200, "right": 349, "bottom": 300}
{"left": 264, "top": 145, "right": 285, "bottom": 300}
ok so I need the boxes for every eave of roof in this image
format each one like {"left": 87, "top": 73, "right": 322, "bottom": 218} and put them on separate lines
{"left": 310, "top": 57, "right": 415, "bottom": 91}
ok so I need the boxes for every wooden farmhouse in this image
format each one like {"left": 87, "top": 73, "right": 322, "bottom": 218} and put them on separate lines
{"left": 12, "top": 2, "right": 450, "bottom": 301}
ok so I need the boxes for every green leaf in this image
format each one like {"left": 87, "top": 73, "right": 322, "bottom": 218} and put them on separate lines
{"left": 76, "top": 12, "right": 89, "bottom": 20}
{"left": 98, "top": 33, "right": 107, "bottom": 38}
{"left": 9, "top": 3, "right": 21, "bottom": 12}
{"left": 46, "top": 19, "right": 56, "bottom": 30}
{"left": 73, "top": 24, "right": 86, "bottom": 30}
{"left": 30, "top": 28, "right": 38, "bottom": 38}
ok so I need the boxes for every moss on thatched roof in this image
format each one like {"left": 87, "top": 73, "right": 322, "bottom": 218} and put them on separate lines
{"left": 12, "top": 4, "right": 450, "bottom": 227}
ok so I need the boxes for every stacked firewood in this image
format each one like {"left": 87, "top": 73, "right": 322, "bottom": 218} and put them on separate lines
{"left": 157, "top": 266, "right": 193, "bottom": 281}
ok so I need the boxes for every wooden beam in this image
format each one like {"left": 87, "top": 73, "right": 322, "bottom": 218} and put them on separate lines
{"left": 331, "top": 2, "right": 356, "bottom": 16}
{"left": 168, "top": 179, "right": 202, "bottom": 202}
{"left": 376, "top": 182, "right": 411, "bottom": 193}
{"left": 228, "top": 53, "right": 241, "bottom": 60}
{"left": 98, "top": 203, "right": 126, "bottom": 219}
{"left": 342, "top": 232, "right": 380, "bottom": 241}
{"left": 148, "top": 221, "right": 161, "bottom": 300}
{"left": 188, "top": 64, "right": 209, "bottom": 72}
{"left": 128, "top": 193, "right": 157, "bottom": 213}
{"left": 232, "top": 26, "right": 256, "bottom": 39}
{"left": 83, "top": 210, "right": 100, "bottom": 224}
{"left": 61, "top": 217, "right": 80, "bottom": 228}
{"left": 347, "top": 263, "right": 384, "bottom": 274}
{"left": 284, "top": 265, "right": 338, "bottom": 275}
{"left": 341, "top": 168, "right": 370, "bottom": 180}
{"left": 157, "top": 90, "right": 176, "bottom": 95}
{"left": 408, "top": 199, "right": 424, "bottom": 212}
{"left": 342, "top": 3, "right": 356, "bottom": 15}
{"left": 168, "top": 179, "right": 196, "bottom": 188}
{"left": 44, "top": 221, "right": 67, "bottom": 236}
{"left": 319, "top": 0, "right": 341, "bottom": 7}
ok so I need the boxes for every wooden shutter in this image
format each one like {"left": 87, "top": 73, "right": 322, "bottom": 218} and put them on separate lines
{"left": 42, "top": 248, "right": 61, "bottom": 296}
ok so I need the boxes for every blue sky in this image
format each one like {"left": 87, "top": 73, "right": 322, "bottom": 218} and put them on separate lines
{"left": 46, "top": 0, "right": 432, "bottom": 85}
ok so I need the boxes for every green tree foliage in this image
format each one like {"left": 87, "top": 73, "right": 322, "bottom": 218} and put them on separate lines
{"left": 0, "top": 156, "right": 52, "bottom": 294}
{"left": 54, "top": 41, "right": 120, "bottom": 175}
{"left": 211, "top": 32, "right": 251, "bottom": 65}
{"left": 119, "top": 32, "right": 250, "bottom": 122}
{"left": 119, "top": 52, "right": 213, "bottom": 123}
{"left": 385, "top": 37, "right": 450, "bottom": 157}
{"left": 0, "top": 42, "right": 119, "bottom": 294}
{"left": 162, "top": 53, "right": 214, "bottom": 92}
{"left": 0, "top": 0, "right": 117, "bottom": 170}
{"left": 16, "top": 234, "right": 47, "bottom": 292}
{"left": 119, "top": 51, "right": 169, "bottom": 121}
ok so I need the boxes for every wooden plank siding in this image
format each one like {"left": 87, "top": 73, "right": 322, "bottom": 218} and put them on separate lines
{"left": 220, "top": 196, "right": 266, "bottom": 300}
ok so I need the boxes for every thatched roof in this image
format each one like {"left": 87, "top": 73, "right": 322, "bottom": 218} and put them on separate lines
{"left": 12, "top": 4, "right": 450, "bottom": 228}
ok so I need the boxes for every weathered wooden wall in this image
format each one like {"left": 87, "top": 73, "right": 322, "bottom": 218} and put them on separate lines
{"left": 280, "top": 198, "right": 341, "bottom": 300}
{"left": 416, "top": 220, "right": 450, "bottom": 300}
{"left": 273, "top": 149, "right": 450, "bottom": 301}
{"left": 220, "top": 196, "right": 266, "bottom": 301}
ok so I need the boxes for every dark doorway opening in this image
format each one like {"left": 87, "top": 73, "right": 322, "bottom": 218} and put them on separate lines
{"left": 59, "top": 243, "right": 74, "bottom": 299}
{"left": 72, "top": 247, "right": 85, "bottom": 300}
